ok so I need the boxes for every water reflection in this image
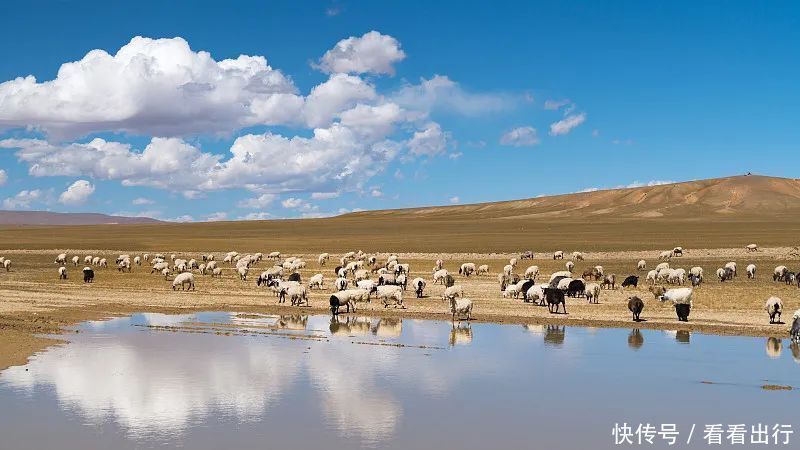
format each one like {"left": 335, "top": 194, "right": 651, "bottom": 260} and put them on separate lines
{"left": 627, "top": 329, "right": 644, "bottom": 350}
{"left": 543, "top": 325, "right": 565, "bottom": 347}
{"left": 766, "top": 337, "right": 783, "bottom": 359}
{"left": 449, "top": 322, "right": 472, "bottom": 346}
{"left": 675, "top": 330, "right": 691, "bottom": 344}
{"left": 2, "top": 313, "right": 799, "bottom": 450}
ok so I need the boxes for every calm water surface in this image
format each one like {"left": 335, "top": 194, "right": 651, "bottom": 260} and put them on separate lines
{"left": 1, "top": 312, "right": 798, "bottom": 449}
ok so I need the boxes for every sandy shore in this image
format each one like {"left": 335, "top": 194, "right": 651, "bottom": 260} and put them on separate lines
{"left": 2, "top": 247, "right": 799, "bottom": 370}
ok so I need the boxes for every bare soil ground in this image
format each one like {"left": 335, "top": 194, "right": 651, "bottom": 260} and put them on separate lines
{"left": 2, "top": 246, "right": 800, "bottom": 371}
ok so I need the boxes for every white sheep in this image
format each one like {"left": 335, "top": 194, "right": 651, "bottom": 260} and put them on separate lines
{"left": 268, "top": 251, "right": 281, "bottom": 259}
{"left": 162, "top": 268, "right": 170, "bottom": 279}
{"left": 765, "top": 296, "right": 783, "bottom": 324}
{"left": 237, "top": 266, "right": 249, "bottom": 281}
{"left": 553, "top": 250, "right": 564, "bottom": 260}
{"left": 318, "top": 253, "right": 329, "bottom": 266}
{"left": 449, "top": 297, "right": 473, "bottom": 321}
{"left": 525, "top": 284, "right": 545, "bottom": 304}
{"left": 411, "top": 277, "right": 426, "bottom": 297}
{"left": 549, "top": 271, "right": 572, "bottom": 282}
{"left": 524, "top": 265, "right": 539, "bottom": 280}
{"left": 335, "top": 277, "right": 349, "bottom": 291}
{"left": 133, "top": 256, "right": 141, "bottom": 266}
{"left": 646, "top": 270, "right": 657, "bottom": 284}
{"left": 71, "top": 255, "right": 80, "bottom": 266}
{"left": 585, "top": 282, "right": 601, "bottom": 303}
{"left": 433, "top": 269, "right": 449, "bottom": 284}
{"left": 689, "top": 266, "right": 703, "bottom": 280}
{"left": 503, "top": 264, "right": 513, "bottom": 276}
{"left": 117, "top": 259, "right": 131, "bottom": 272}
{"left": 206, "top": 261, "right": 218, "bottom": 271}
{"left": 503, "top": 284, "right": 520, "bottom": 299}
{"left": 655, "top": 262, "right": 670, "bottom": 272}
{"left": 99, "top": 258, "right": 108, "bottom": 268}
{"left": 198, "top": 263, "right": 207, "bottom": 275}
{"left": 572, "top": 251, "right": 584, "bottom": 261}
{"left": 434, "top": 259, "right": 444, "bottom": 270}
{"left": 377, "top": 285, "right": 404, "bottom": 308}
{"left": 637, "top": 260, "right": 646, "bottom": 271}
{"left": 658, "top": 250, "right": 672, "bottom": 260}
{"left": 746, "top": 243, "right": 758, "bottom": 252}
{"left": 477, "top": 264, "right": 489, "bottom": 276}
{"left": 285, "top": 285, "right": 309, "bottom": 306}
{"left": 92, "top": 256, "right": 100, "bottom": 266}
{"left": 509, "top": 257, "right": 518, "bottom": 268}
{"left": 356, "top": 279, "right": 377, "bottom": 296}
{"left": 151, "top": 262, "right": 169, "bottom": 273}
{"left": 309, "top": 273, "right": 325, "bottom": 290}
{"left": 58, "top": 266, "right": 67, "bottom": 280}
{"left": 212, "top": 267, "right": 223, "bottom": 277}
{"left": 55, "top": 253, "right": 67, "bottom": 264}
{"left": 172, "top": 272, "right": 195, "bottom": 290}
{"left": 724, "top": 261, "right": 737, "bottom": 277}
{"left": 459, "top": 262, "right": 476, "bottom": 277}
{"left": 774, "top": 265, "right": 789, "bottom": 281}
{"left": 329, "top": 288, "right": 370, "bottom": 314}
{"left": 84, "top": 255, "right": 92, "bottom": 264}
{"left": 354, "top": 269, "right": 369, "bottom": 282}
{"left": 746, "top": 264, "right": 756, "bottom": 279}
{"left": 556, "top": 277, "right": 574, "bottom": 291}
{"left": 565, "top": 261, "right": 575, "bottom": 272}
{"left": 443, "top": 284, "right": 464, "bottom": 301}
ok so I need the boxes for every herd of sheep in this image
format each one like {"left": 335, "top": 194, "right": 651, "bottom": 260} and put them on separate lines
{"left": 23, "top": 243, "right": 800, "bottom": 341}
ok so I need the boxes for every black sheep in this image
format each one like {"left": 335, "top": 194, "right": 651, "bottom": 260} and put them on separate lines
{"left": 566, "top": 279, "right": 585, "bottom": 298}
{"left": 621, "top": 275, "right": 639, "bottom": 288}
{"left": 82, "top": 268, "right": 94, "bottom": 283}
{"left": 543, "top": 287, "right": 566, "bottom": 314}
{"left": 627, "top": 296, "right": 644, "bottom": 321}
{"left": 443, "top": 274, "right": 456, "bottom": 288}
{"left": 288, "top": 272, "right": 301, "bottom": 282}
{"left": 414, "top": 279, "right": 425, "bottom": 298}
{"left": 549, "top": 275, "right": 568, "bottom": 288}
{"left": 519, "top": 279, "right": 536, "bottom": 301}
{"left": 675, "top": 303, "right": 691, "bottom": 322}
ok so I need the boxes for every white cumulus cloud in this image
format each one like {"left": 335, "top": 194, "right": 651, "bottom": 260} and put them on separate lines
{"left": 392, "top": 75, "right": 513, "bottom": 116}
{"left": 58, "top": 179, "right": 95, "bottom": 205}
{"left": 0, "top": 169, "right": 7, "bottom": 186}
{"left": 316, "top": 31, "right": 405, "bottom": 75}
{"left": 132, "top": 197, "right": 154, "bottom": 205}
{"left": 408, "top": 123, "right": 448, "bottom": 157}
{"left": 549, "top": 113, "right": 586, "bottom": 136}
{"left": 3, "top": 189, "right": 45, "bottom": 209}
{"left": 500, "top": 126, "right": 540, "bottom": 147}
{"left": 237, "top": 193, "right": 277, "bottom": 209}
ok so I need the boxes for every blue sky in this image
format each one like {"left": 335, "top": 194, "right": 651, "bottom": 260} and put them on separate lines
{"left": 0, "top": 0, "right": 797, "bottom": 221}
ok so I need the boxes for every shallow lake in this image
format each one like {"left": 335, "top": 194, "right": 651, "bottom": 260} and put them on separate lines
{"left": 1, "top": 312, "right": 798, "bottom": 449}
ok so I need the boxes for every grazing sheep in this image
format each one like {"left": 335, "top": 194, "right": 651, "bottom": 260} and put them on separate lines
{"left": 356, "top": 279, "right": 377, "bottom": 297}
{"left": 377, "top": 285, "right": 404, "bottom": 308}
{"left": 433, "top": 269, "right": 449, "bottom": 284}
{"left": 99, "top": 258, "right": 108, "bottom": 268}
{"left": 688, "top": 273, "right": 702, "bottom": 287}
{"left": 646, "top": 270, "right": 657, "bottom": 284}
{"left": 549, "top": 270, "right": 572, "bottom": 283}
{"left": 791, "top": 310, "right": 800, "bottom": 341}
{"left": 556, "top": 277, "right": 574, "bottom": 291}
{"left": 509, "top": 257, "right": 518, "bottom": 268}
{"left": 637, "top": 260, "right": 646, "bottom": 271}
{"left": 746, "top": 264, "right": 756, "bottom": 279}
{"left": 117, "top": 259, "right": 131, "bottom": 272}
{"left": 71, "top": 255, "right": 80, "bottom": 266}
{"left": 84, "top": 255, "right": 92, "bottom": 264}
{"left": 544, "top": 288, "right": 567, "bottom": 314}
{"left": 144, "top": 254, "right": 150, "bottom": 262}
{"left": 524, "top": 265, "right": 539, "bottom": 280}
{"left": 237, "top": 266, "right": 249, "bottom": 281}
{"left": 459, "top": 263, "right": 476, "bottom": 277}
{"left": 655, "top": 262, "right": 670, "bottom": 272}
{"left": 520, "top": 250, "right": 534, "bottom": 260}
{"left": 774, "top": 265, "right": 789, "bottom": 282}
{"left": 211, "top": 267, "right": 223, "bottom": 277}
{"left": 659, "top": 287, "right": 693, "bottom": 322}
{"left": 198, "top": 263, "right": 206, "bottom": 275}
{"left": 172, "top": 272, "right": 195, "bottom": 291}
{"left": 672, "top": 247, "right": 683, "bottom": 257}
{"left": 132, "top": 256, "right": 141, "bottom": 266}
{"left": 584, "top": 282, "right": 600, "bottom": 303}
{"left": 477, "top": 264, "right": 489, "bottom": 276}
{"left": 658, "top": 250, "right": 672, "bottom": 260}
{"left": 648, "top": 285, "right": 667, "bottom": 299}
{"left": 82, "top": 267, "right": 94, "bottom": 283}
{"left": 92, "top": 257, "right": 100, "bottom": 266}
{"left": 309, "top": 273, "right": 325, "bottom": 290}
{"left": 553, "top": 251, "right": 564, "bottom": 260}
{"left": 268, "top": 251, "right": 280, "bottom": 259}
{"left": 449, "top": 297, "right": 473, "bottom": 321}
{"left": 58, "top": 266, "right": 67, "bottom": 280}
{"left": 567, "top": 279, "right": 586, "bottom": 298}
{"left": 396, "top": 273, "right": 408, "bottom": 290}
{"left": 716, "top": 267, "right": 733, "bottom": 282}
{"left": 151, "top": 262, "right": 169, "bottom": 273}
{"left": 668, "top": 268, "right": 686, "bottom": 285}
{"left": 412, "top": 277, "right": 426, "bottom": 298}
{"left": 565, "top": 261, "right": 575, "bottom": 272}
{"left": 3, "top": 259, "right": 10, "bottom": 271}
{"left": 354, "top": 269, "right": 369, "bottom": 282}
{"left": 503, "top": 283, "right": 521, "bottom": 299}
{"left": 581, "top": 267, "right": 601, "bottom": 281}
{"left": 525, "top": 284, "right": 545, "bottom": 305}
{"left": 335, "top": 277, "right": 349, "bottom": 291}
{"left": 572, "top": 251, "right": 585, "bottom": 261}
{"left": 434, "top": 259, "right": 444, "bottom": 271}
{"left": 287, "top": 272, "right": 302, "bottom": 282}
{"left": 443, "top": 284, "right": 464, "bottom": 301}
{"left": 601, "top": 274, "right": 616, "bottom": 290}
{"left": 329, "top": 289, "right": 364, "bottom": 314}
{"left": 765, "top": 297, "right": 783, "bottom": 324}
{"left": 689, "top": 266, "right": 703, "bottom": 281}
{"left": 285, "top": 285, "right": 309, "bottom": 306}
{"left": 621, "top": 275, "right": 639, "bottom": 289}
{"left": 724, "top": 262, "right": 737, "bottom": 277}
{"left": 628, "top": 296, "right": 644, "bottom": 321}
{"left": 55, "top": 253, "right": 67, "bottom": 264}
{"left": 746, "top": 243, "right": 759, "bottom": 252}
{"left": 318, "top": 253, "right": 330, "bottom": 266}
{"left": 503, "top": 264, "right": 513, "bottom": 276}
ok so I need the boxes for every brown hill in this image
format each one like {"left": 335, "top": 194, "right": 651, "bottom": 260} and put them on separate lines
{"left": 0, "top": 210, "right": 162, "bottom": 226}
{"left": 346, "top": 175, "right": 800, "bottom": 220}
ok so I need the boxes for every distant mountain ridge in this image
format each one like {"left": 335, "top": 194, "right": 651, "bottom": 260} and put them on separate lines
{"left": 0, "top": 210, "right": 162, "bottom": 225}
{"left": 343, "top": 175, "right": 800, "bottom": 220}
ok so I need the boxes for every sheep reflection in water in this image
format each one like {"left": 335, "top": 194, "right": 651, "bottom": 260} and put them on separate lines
{"left": 543, "top": 325, "right": 565, "bottom": 346}
{"left": 627, "top": 329, "right": 644, "bottom": 350}
{"left": 449, "top": 322, "right": 472, "bottom": 346}
{"left": 766, "top": 337, "right": 783, "bottom": 359}
{"left": 790, "top": 342, "right": 800, "bottom": 364}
